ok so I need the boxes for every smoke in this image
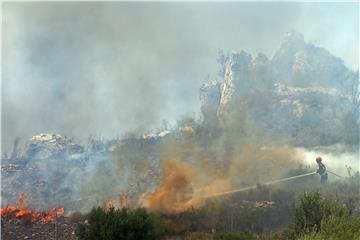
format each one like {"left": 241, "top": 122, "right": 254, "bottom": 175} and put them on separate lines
{"left": 2, "top": 2, "right": 358, "bottom": 153}
{"left": 146, "top": 160, "right": 194, "bottom": 213}
{"left": 142, "top": 131, "right": 357, "bottom": 213}
{"left": 80, "top": 95, "right": 356, "bottom": 213}
{"left": 1, "top": 2, "right": 358, "bottom": 214}
{"left": 298, "top": 145, "right": 360, "bottom": 178}
{"left": 133, "top": 123, "right": 305, "bottom": 212}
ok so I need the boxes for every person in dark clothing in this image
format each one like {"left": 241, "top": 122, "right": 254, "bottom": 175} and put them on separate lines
{"left": 316, "top": 156, "right": 328, "bottom": 184}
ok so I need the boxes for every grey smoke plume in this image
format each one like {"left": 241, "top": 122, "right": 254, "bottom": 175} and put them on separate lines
{"left": 2, "top": 2, "right": 358, "bottom": 154}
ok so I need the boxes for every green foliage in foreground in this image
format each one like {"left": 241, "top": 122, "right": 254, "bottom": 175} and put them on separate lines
{"left": 184, "top": 232, "right": 258, "bottom": 240}
{"left": 214, "top": 232, "right": 257, "bottom": 240}
{"left": 77, "top": 207, "right": 156, "bottom": 240}
{"left": 184, "top": 191, "right": 360, "bottom": 240}
{"left": 298, "top": 214, "right": 360, "bottom": 240}
{"left": 284, "top": 191, "right": 360, "bottom": 240}
{"left": 287, "top": 191, "right": 349, "bottom": 237}
{"left": 76, "top": 189, "right": 360, "bottom": 240}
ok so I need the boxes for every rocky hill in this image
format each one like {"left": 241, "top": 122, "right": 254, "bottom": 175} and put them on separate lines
{"left": 2, "top": 32, "right": 358, "bottom": 213}
{"left": 201, "top": 31, "right": 359, "bottom": 148}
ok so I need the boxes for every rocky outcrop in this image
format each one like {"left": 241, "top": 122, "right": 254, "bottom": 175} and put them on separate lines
{"left": 200, "top": 80, "right": 221, "bottom": 124}
{"left": 200, "top": 31, "right": 359, "bottom": 147}
{"left": 272, "top": 31, "right": 357, "bottom": 92}
{"left": 19, "top": 133, "right": 84, "bottom": 160}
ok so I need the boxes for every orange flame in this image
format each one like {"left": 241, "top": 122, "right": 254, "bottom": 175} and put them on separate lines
{"left": 15, "top": 209, "right": 32, "bottom": 218}
{"left": 41, "top": 208, "right": 56, "bottom": 222}
{"left": 56, "top": 207, "right": 64, "bottom": 217}
{"left": 1, "top": 193, "right": 65, "bottom": 223}
{"left": 140, "top": 192, "right": 148, "bottom": 199}
{"left": 31, "top": 208, "right": 41, "bottom": 221}
{"left": 16, "top": 193, "right": 27, "bottom": 209}
{"left": 0, "top": 205, "right": 17, "bottom": 216}
{"left": 146, "top": 160, "right": 194, "bottom": 213}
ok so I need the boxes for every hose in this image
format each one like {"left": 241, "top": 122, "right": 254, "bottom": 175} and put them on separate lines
{"left": 203, "top": 172, "right": 317, "bottom": 199}
{"left": 327, "top": 170, "right": 345, "bottom": 179}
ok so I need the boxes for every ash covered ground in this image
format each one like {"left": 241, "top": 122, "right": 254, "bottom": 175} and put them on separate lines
{"left": 1, "top": 217, "right": 78, "bottom": 240}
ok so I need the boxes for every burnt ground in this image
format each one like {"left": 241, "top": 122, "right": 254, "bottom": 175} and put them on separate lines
{"left": 1, "top": 217, "right": 79, "bottom": 240}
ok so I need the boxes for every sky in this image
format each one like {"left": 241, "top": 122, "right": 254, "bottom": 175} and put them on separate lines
{"left": 2, "top": 2, "right": 359, "bottom": 153}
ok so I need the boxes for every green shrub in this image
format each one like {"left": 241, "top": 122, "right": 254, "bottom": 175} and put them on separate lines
{"left": 214, "top": 232, "right": 257, "bottom": 240}
{"left": 287, "top": 191, "right": 349, "bottom": 238}
{"left": 256, "top": 231, "right": 285, "bottom": 240}
{"left": 297, "top": 232, "right": 325, "bottom": 240}
{"left": 298, "top": 215, "right": 360, "bottom": 240}
{"left": 319, "top": 215, "right": 360, "bottom": 239}
{"left": 77, "top": 207, "right": 157, "bottom": 240}
{"left": 153, "top": 217, "right": 178, "bottom": 237}
{"left": 184, "top": 232, "right": 214, "bottom": 240}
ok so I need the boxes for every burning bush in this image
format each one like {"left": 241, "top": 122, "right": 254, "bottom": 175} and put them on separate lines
{"left": 77, "top": 207, "right": 157, "bottom": 240}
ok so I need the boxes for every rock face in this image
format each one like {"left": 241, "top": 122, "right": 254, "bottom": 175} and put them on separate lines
{"left": 19, "top": 133, "right": 84, "bottom": 160}
{"left": 201, "top": 31, "right": 359, "bottom": 147}
{"left": 200, "top": 81, "right": 221, "bottom": 124}
{"left": 272, "top": 31, "right": 357, "bottom": 92}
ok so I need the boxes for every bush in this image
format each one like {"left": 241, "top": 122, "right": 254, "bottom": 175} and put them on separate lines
{"left": 184, "top": 232, "right": 214, "bottom": 240}
{"left": 297, "top": 233, "right": 325, "bottom": 240}
{"left": 256, "top": 231, "right": 285, "bottom": 240}
{"left": 298, "top": 214, "right": 360, "bottom": 240}
{"left": 214, "top": 232, "right": 257, "bottom": 240}
{"left": 152, "top": 217, "right": 178, "bottom": 237}
{"left": 287, "top": 191, "right": 349, "bottom": 238}
{"left": 318, "top": 215, "right": 360, "bottom": 239}
{"left": 77, "top": 207, "right": 157, "bottom": 240}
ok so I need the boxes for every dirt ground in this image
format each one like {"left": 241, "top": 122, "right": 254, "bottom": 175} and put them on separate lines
{"left": 1, "top": 217, "right": 78, "bottom": 240}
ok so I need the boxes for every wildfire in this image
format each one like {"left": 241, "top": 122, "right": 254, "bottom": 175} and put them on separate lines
{"left": 140, "top": 192, "right": 148, "bottom": 199}
{"left": 0, "top": 193, "right": 64, "bottom": 223}
{"left": 56, "top": 207, "right": 65, "bottom": 217}
{"left": 15, "top": 209, "right": 32, "bottom": 218}
{"left": 17, "top": 192, "right": 27, "bottom": 209}
{"left": 41, "top": 208, "right": 57, "bottom": 222}
{"left": 144, "top": 159, "right": 232, "bottom": 213}
{"left": 146, "top": 160, "right": 195, "bottom": 213}
{"left": 0, "top": 205, "right": 17, "bottom": 216}
{"left": 32, "top": 208, "right": 41, "bottom": 220}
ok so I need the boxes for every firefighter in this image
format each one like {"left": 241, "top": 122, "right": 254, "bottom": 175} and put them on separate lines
{"left": 316, "top": 156, "right": 328, "bottom": 184}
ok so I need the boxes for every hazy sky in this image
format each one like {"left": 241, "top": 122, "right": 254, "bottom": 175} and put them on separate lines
{"left": 2, "top": 2, "right": 359, "bottom": 152}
